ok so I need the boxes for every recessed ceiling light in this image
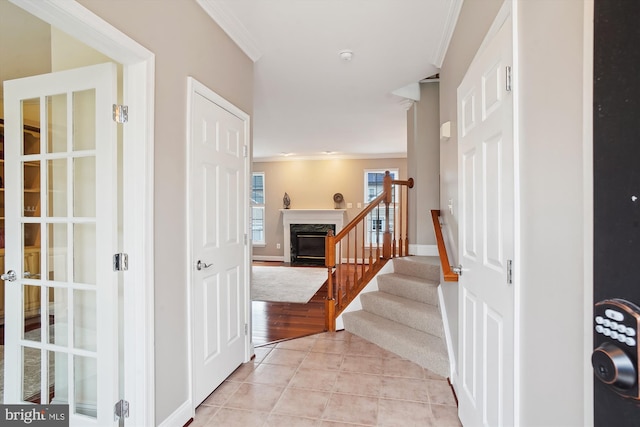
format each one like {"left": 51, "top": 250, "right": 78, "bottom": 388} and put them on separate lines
{"left": 280, "top": 152, "right": 293, "bottom": 157}
{"left": 339, "top": 49, "right": 353, "bottom": 61}
{"left": 324, "top": 151, "right": 336, "bottom": 155}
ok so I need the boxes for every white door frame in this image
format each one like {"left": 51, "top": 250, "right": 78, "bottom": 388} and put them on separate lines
{"left": 9, "top": 1, "right": 156, "bottom": 425}
{"left": 186, "top": 77, "right": 252, "bottom": 415}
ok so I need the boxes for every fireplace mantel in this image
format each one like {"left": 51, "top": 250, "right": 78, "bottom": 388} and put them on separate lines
{"left": 281, "top": 209, "right": 347, "bottom": 264}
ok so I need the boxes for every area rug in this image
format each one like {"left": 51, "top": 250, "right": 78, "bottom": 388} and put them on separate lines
{"left": 251, "top": 266, "right": 328, "bottom": 303}
{"left": 0, "top": 326, "right": 54, "bottom": 403}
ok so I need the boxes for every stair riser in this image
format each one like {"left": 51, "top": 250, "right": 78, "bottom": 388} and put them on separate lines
{"left": 392, "top": 258, "right": 440, "bottom": 282}
{"left": 360, "top": 293, "right": 444, "bottom": 338}
{"left": 377, "top": 274, "right": 439, "bottom": 306}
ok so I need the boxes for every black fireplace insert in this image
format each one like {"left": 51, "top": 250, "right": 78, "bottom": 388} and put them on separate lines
{"left": 290, "top": 223, "right": 335, "bottom": 266}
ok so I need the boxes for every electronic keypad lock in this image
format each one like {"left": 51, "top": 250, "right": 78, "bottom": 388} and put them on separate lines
{"left": 592, "top": 299, "right": 640, "bottom": 399}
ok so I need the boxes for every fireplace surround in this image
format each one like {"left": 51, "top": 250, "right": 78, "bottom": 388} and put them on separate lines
{"left": 281, "top": 209, "right": 347, "bottom": 265}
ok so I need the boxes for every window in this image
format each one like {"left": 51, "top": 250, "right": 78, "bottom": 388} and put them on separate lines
{"left": 251, "top": 172, "right": 265, "bottom": 246}
{"left": 364, "top": 169, "right": 398, "bottom": 244}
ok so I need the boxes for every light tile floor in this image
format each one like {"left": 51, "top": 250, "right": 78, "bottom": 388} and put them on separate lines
{"left": 192, "top": 331, "right": 462, "bottom": 426}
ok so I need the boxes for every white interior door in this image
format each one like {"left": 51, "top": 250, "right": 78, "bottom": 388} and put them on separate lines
{"left": 189, "top": 79, "right": 249, "bottom": 407}
{"left": 457, "top": 13, "right": 515, "bottom": 427}
{"left": 3, "top": 63, "right": 118, "bottom": 426}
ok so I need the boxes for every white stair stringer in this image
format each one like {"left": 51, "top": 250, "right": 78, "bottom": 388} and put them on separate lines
{"left": 342, "top": 256, "right": 450, "bottom": 378}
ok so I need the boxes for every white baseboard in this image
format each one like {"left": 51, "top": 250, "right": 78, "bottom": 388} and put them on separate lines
{"left": 252, "top": 255, "right": 285, "bottom": 262}
{"left": 408, "top": 244, "right": 438, "bottom": 256}
{"left": 157, "top": 399, "right": 192, "bottom": 427}
{"left": 438, "top": 284, "right": 457, "bottom": 383}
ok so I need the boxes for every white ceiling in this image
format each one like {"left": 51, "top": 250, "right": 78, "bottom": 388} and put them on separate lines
{"left": 199, "top": 0, "right": 462, "bottom": 161}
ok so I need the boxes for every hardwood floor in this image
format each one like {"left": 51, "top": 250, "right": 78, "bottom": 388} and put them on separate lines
{"left": 251, "top": 262, "right": 328, "bottom": 347}
{"left": 250, "top": 260, "right": 374, "bottom": 347}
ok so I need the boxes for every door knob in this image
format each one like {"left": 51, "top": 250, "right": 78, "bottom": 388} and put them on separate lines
{"left": 196, "top": 260, "right": 213, "bottom": 271}
{"left": 1, "top": 270, "right": 17, "bottom": 282}
{"left": 592, "top": 342, "right": 637, "bottom": 389}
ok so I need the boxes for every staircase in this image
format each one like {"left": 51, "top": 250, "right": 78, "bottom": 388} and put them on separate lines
{"left": 342, "top": 256, "right": 450, "bottom": 378}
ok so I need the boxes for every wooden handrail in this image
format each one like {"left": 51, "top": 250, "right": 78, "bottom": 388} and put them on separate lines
{"left": 324, "top": 171, "right": 414, "bottom": 331}
{"left": 334, "top": 192, "right": 387, "bottom": 241}
{"left": 431, "top": 210, "right": 459, "bottom": 282}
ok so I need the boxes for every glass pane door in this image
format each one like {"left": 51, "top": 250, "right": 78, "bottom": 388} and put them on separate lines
{"left": 3, "top": 63, "right": 118, "bottom": 426}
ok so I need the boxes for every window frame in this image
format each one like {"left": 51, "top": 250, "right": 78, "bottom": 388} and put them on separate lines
{"left": 251, "top": 172, "right": 266, "bottom": 246}
{"left": 363, "top": 169, "right": 399, "bottom": 245}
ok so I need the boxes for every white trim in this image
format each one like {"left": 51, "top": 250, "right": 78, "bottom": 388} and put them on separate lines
{"left": 195, "top": 0, "right": 262, "bottom": 62}
{"left": 185, "top": 79, "right": 196, "bottom": 423}
{"left": 251, "top": 172, "right": 266, "bottom": 245}
{"left": 121, "top": 52, "right": 156, "bottom": 427}
{"left": 510, "top": 0, "right": 520, "bottom": 424}
{"left": 582, "top": 0, "right": 594, "bottom": 425}
{"left": 252, "top": 255, "right": 285, "bottom": 262}
{"left": 10, "top": 0, "right": 152, "bottom": 64}
{"left": 9, "top": 1, "right": 156, "bottom": 425}
{"left": 433, "top": 0, "right": 464, "bottom": 68}
{"left": 408, "top": 244, "right": 439, "bottom": 256}
{"left": 157, "top": 400, "right": 193, "bottom": 427}
{"left": 186, "top": 77, "right": 252, "bottom": 415}
{"left": 254, "top": 152, "right": 407, "bottom": 162}
{"left": 438, "top": 284, "right": 457, "bottom": 382}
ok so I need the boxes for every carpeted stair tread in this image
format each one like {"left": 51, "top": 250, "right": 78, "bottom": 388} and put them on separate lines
{"left": 392, "top": 256, "right": 440, "bottom": 282}
{"left": 377, "top": 273, "right": 439, "bottom": 306}
{"left": 360, "top": 291, "right": 444, "bottom": 338}
{"left": 343, "top": 310, "right": 449, "bottom": 378}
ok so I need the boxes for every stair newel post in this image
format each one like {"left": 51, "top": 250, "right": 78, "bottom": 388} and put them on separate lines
{"left": 325, "top": 230, "right": 336, "bottom": 332}
{"left": 382, "top": 171, "right": 392, "bottom": 259}
{"left": 405, "top": 178, "right": 414, "bottom": 256}
{"left": 397, "top": 183, "right": 403, "bottom": 257}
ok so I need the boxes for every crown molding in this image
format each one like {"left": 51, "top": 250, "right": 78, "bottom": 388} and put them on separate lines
{"left": 253, "top": 152, "right": 407, "bottom": 163}
{"left": 432, "top": 0, "right": 464, "bottom": 68}
{"left": 196, "top": 0, "right": 262, "bottom": 62}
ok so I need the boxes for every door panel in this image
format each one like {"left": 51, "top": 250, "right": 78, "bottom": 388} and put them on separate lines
{"left": 190, "top": 82, "right": 248, "bottom": 407}
{"left": 457, "top": 14, "right": 514, "bottom": 427}
{"left": 483, "top": 134, "right": 503, "bottom": 270}
{"left": 3, "top": 63, "right": 117, "bottom": 426}
{"left": 462, "top": 147, "right": 478, "bottom": 260}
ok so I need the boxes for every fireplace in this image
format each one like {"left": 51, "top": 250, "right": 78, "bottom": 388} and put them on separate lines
{"left": 281, "top": 209, "right": 347, "bottom": 266}
{"left": 290, "top": 224, "right": 335, "bottom": 266}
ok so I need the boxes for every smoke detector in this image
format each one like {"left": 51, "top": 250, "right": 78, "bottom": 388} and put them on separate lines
{"left": 339, "top": 49, "right": 354, "bottom": 61}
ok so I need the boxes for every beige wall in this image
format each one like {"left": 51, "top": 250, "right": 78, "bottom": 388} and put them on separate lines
{"left": 252, "top": 158, "right": 407, "bottom": 259}
{"left": 407, "top": 82, "right": 440, "bottom": 249}
{"left": 440, "top": 0, "right": 588, "bottom": 424}
{"left": 0, "top": 1, "right": 51, "bottom": 101}
{"left": 77, "top": 0, "right": 253, "bottom": 424}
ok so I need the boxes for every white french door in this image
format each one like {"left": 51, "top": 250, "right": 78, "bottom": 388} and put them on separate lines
{"left": 457, "top": 11, "right": 515, "bottom": 427}
{"left": 188, "top": 78, "right": 250, "bottom": 407}
{"left": 3, "top": 63, "right": 119, "bottom": 426}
